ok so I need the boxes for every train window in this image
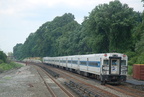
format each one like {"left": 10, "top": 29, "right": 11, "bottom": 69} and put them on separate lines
{"left": 68, "top": 60, "right": 71, "bottom": 63}
{"left": 112, "top": 60, "right": 118, "bottom": 65}
{"left": 80, "top": 61, "right": 87, "bottom": 66}
{"left": 63, "top": 60, "right": 66, "bottom": 63}
{"left": 72, "top": 60, "right": 77, "bottom": 64}
{"left": 89, "top": 61, "right": 99, "bottom": 67}
{"left": 103, "top": 60, "right": 109, "bottom": 65}
{"left": 121, "top": 60, "right": 126, "bottom": 65}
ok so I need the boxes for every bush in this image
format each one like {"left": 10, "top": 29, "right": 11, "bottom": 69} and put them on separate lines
{"left": 136, "top": 53, "right": 144, "bottom": 64}
{"left": 128, "top": 65, "right": 133, "bottom": 75}
{"left": 0, "top": 51, "right": 7, "bottom": 63}
{"left": 0, "top": 59, "right": 4, "bottom": 64}
{"left": 0, "top": 62, "right": 23, "bottom": 71}
{"left": 128, "top": 56, "right": 138, "bottom": 66}
{"left": 10, "top": 62, "right": 23, "bottom": 68}
{"left": 0, "top": 68, "right": 4, "bottom": 73}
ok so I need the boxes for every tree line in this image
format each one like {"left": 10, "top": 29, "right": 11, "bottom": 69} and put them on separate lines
{"left": 0, "top": 51, "right": 7, "bottom": 64}
{"left": 13, "top": 0, "right": 144, "bottom": 65}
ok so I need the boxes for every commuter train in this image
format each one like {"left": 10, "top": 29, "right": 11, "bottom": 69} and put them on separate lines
{"left": 43, "top": 53, "right": 128, "bottom": 84}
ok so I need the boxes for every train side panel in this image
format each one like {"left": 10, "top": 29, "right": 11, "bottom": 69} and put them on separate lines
{"left": 79, "top": 56, "right": 88, "bottom": 72}
{"left": 71, "top": 56, "right": 79, "bottom": 70}
{"left": 87, "top": 56, "right": 101, "bottom": 75}
{"left": 67, "top": 56, "right": 72, "bottom": 69}
{"left": 42, "top": 53, "right": 128, "bottom": 85}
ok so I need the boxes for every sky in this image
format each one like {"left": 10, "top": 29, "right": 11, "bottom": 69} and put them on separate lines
{"left": 0, "top": 0, "right": 143, "bottom": 54}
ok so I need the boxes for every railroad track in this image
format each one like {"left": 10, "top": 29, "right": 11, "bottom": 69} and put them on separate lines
{"left": 34, "top": 64, "right": 117, "bottom": 97}
{"left": 105, "top": 84, "right": 144, "bottom": 97}
{"left": 34, "top": 65, "right": 74, "bottom": 97}
{"left": 32, "top": 63, "right": 144, "bottom": 97}
{"left": 48, "top": 66, "right": 118, "bottom": 97}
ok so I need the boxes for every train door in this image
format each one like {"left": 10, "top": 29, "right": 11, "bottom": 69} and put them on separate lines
{"left": 109, "top": 57, "right": 121, "bottom": 75}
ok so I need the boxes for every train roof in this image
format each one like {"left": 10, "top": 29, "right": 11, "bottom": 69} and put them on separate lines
{"left": 43, "top": 53, "right": 127, "bottom": 59}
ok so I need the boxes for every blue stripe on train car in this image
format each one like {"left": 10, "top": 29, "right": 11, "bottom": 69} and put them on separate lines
{"left": 88, "top": 61, "right": 100, "bottom": 67}
{"left": 67, "top": 60, "right": 101, "bottom": 67}
{"left": 80, "top": 61, "right": 100, "bottom": 67}
{"left": 80, "top": 61, "right": 87, "bottom": 66}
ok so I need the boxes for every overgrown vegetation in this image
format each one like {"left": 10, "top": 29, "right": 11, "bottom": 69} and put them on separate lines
{"left": 13, "top": 0, "right": 144, "bottom": 75}
{"left": 0, "top": 50, "right": 23, "bottom": 73}
{"left": 0, "top": 51, "right": 7, "bottom": 63}
{"left": 0, "top": 62, "right": 23, "bottom": 72}
{"left": 128, "top": 65, "right": 133, "bottom": 75}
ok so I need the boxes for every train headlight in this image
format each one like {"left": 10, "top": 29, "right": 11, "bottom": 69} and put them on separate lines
{"left": 104, "top": 54, "right": 107, "bottom": 57}
{"left": 123, "top": 54, "right": 126, "bottom": 57}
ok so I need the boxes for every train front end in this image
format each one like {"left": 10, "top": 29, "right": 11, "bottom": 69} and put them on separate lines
{"left": 101, "top": 53, "right": 128, "bottom": 84}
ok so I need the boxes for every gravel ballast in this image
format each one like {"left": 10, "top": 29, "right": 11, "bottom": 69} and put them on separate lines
{"left": 0, "top": 65, "right": 51, "bottom": 97}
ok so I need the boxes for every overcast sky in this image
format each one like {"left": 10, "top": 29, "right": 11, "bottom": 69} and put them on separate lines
{"left": 0, "top": 0, "right": 143, "bottom": 54}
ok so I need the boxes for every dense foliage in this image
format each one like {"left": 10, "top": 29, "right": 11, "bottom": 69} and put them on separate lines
{"left": 0, "top": 51, "right": 7, "bottom": 63}
{"left": 0, "top": 62, "right": 23, "bottom": 73}
{"left": 13, "top": 0, "right": 144, "bottom": 67}
{"left": 86, "top": 1, "right": 139, "bottom": 53}
{"left": 0, "top": 50, "right": 23, "bottom": 72}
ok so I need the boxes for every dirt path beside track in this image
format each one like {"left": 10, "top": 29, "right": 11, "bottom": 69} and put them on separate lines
{"left": 0, "top": 65, "right": 51, "bottom": 97}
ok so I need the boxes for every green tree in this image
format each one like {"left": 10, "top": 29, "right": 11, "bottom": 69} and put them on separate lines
{"left": 13, "top": 43, "right": 23, "bottom": 60}
{"left": 13, "top": 1, "right": 143, "bottom": 62}
{"left": 0, "top": 51, "right": 7, "bottom": 63}
{"left": 86, "top": 0, "right": 139, "bottom": 53}
{"left": 134, "top": 13, "right": 144, "bottom": 63}
{"left": 13, "top": 13, "right": 80, "bottom": 59}
{"left": 126, "top": 0, "right": 144, "bottom": 65}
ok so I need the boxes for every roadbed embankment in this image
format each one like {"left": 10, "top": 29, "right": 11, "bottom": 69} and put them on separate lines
{"left": 0, "top": 64, "right": 51, "bottom": 97}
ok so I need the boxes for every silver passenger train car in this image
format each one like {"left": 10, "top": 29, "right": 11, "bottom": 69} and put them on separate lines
{"left": 43, "top": 53, "right": 128, "bottom": 84}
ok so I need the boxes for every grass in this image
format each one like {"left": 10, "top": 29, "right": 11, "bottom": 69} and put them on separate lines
{"left": 0, "top": 81, "right": 5, "bottom": 83}
{"left": 4, "top": 76, "right": 11, "bottom": 80}
{"left": 0, "top": 62, "right": 23, "bottom": 72}
{"left": 128, "top": 65, "right": 133, "bottom": 75}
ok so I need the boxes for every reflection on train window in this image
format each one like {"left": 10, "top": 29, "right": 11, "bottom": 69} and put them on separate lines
{"left": 62, "top": 60, "right": 66, "bottom": 63}
{"left": 89, "top": 61, "right": 99, "bottom": 67}
{"left": 80, "top": 61, "right": 87, "bottom": 66}
{"left": 55, "top": 60, "right": 59, "bottom": 62}
{"left": 68, "top": 60, "right": 71, "bottom": 63}
{"left": 121, "top": 60, "right": 126, "bottom": 65}
{"left": 72, "top": 60, "right": 77, "bottom": 64}
{"left": 103, "top": 60, "right": 109, "bottom": 65}
{"left": 112, "top": 60, "right": 118, "bottom": 65}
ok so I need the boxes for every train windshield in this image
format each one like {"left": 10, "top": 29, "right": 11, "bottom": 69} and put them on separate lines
{"left": 110, "top": 59, "right": 120, "bottom": 74}
{"left": 121, "top": 60, "right": 126, "bottom": 65}
{"left": 103, "top": 60, "right": 109, "bottom": 65}
{"left": 112, "top": 60, "right": 118, "bottom": 65}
